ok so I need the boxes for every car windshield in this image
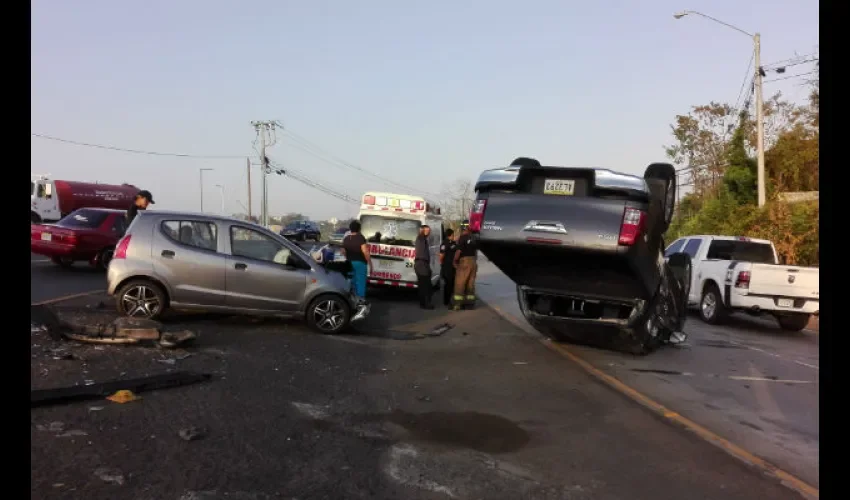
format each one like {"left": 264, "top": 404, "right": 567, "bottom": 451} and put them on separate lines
{"left": 57, "top": 209, "right": 110, "bottom": 229}
{"left": 706, "top": 240, "right": 775, "bottom": 264}
{"left": 360, "top": 215, "right": 421, "bottom": 247}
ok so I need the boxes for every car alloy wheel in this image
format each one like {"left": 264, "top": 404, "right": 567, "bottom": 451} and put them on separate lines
{"left": 121, "top": 284, "right": 163, "bottom": 318}
{"left": 309, "top": 296, "right": 349, "bottom": 333}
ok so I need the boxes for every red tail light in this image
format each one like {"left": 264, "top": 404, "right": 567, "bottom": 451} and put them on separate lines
{"left": 363, "top": 195, "right": 375, "bottom": 205}
{"left": 64, "top": 234, "right": 78, "bottom": 245}
{"left": 114, "top": 235, "right": 132, "bottom": 259}
{"left": 469, "top": 199, "right": 487, "bottom": 232}
{"left": 618, "top": 207, "right": 646, "bottom": 246}
{"left": 735, "top": 270, "right": 751, "bottom": 289}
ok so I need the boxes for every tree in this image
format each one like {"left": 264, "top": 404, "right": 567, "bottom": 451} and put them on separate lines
{"left": 438, "top": 178, "right": 475, "bottom": 227}
{"left": 721, "top": 123, "right": 757, "bottom": 205}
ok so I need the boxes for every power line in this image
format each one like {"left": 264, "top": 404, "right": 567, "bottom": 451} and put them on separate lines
{"left": 762, "top": 53, "right": 818, "bottom": 69}
{"left": 733, "top": 50, "right": 755, "bottom": 114}
{"left": 268, "top": 160, "right": 359, "bottom": 204}
{"left": 764, "top": 70, "right": 817, "bottom": 84}
{"left": 274, "top": 123, "right": 441, "bottom": 199}
{"left": 31, "top": 133, "right": 245, "bottom": 159}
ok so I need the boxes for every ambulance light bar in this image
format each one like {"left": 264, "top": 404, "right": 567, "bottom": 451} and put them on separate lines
{"left": 363, "top": 194, "right": 425, "bottom": 211}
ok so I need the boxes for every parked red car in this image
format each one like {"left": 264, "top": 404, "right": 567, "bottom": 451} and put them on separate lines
{"left": 31, "top": 208, "right": 128, "bottom": 269}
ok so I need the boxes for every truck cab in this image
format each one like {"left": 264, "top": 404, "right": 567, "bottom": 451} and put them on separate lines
{"left": 31, "top": 177, "right": 58, "bottom": 223}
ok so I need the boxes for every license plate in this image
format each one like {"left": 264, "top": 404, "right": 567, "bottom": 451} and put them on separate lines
{"left": 544, "top": 179, "right": 575, "bottom": 196}
{"left": 40, "top": 233, "right": 52, "bottom": 241}
{"left": 777, "top": 298, "right": 794, "bottom": 308}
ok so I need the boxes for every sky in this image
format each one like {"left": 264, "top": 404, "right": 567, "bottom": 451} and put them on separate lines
{"left": 31, "top": 0, "right": 819, "bottom": 221}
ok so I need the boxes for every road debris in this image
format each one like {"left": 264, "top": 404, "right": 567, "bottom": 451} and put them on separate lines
{"left": 107, "top": 390, "right": 141, "bottom": 404}
{"left": 31, "top": 305, "right": 197, "bottom": 348}
{"left": 427, "top": 323, "right": 453, "bottom": 337}
{"left": 513, "top": 362, "right": 529, "bottom": 366}
{"left": 36, "top": 421, "right": 65, "bottom": 432}
{"left": 88, "top": 406, "right": 104, "bottom": 412}
{"left": 58, "top": 429, "right": 88, "bottom": 437}
{"left": 94, "top": 467, "right": 125, "bottom": 486}
{"left": 31, "top": 371, "right": 212, "bottom": 408}
{"left": 178, "top": 426, "right": 206, "bottom": 441}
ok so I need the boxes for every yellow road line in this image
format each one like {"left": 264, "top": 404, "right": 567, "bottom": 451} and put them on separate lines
{"left": 32, "top": 290, "right": 105, "bottom": 306}
{"left": 487, "top": 303, "right": 818, "bottom": 500}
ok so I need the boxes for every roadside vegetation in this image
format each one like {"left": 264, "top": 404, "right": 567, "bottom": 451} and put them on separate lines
{"left": 665, "top": 71, "right": 819, "bottom": 266}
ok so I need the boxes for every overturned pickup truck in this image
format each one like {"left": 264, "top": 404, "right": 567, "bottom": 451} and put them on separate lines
{"left": 471, "top": 158, "right": 692, "bottom": 354}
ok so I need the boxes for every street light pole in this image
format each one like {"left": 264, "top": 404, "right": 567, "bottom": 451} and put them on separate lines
{"left": 215, "top": 184, "right": 225, "bottom": 214}
{"left": 674, "top": 10, "right": 766, "bottom": 207}
{"left": 199, "top": 168, "right": 214, "bottom": 212}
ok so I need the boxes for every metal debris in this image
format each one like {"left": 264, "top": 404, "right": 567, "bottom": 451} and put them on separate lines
{"left": 94, "top": 467, "right": 125, "bottom": 486}
{"left": 427, "top": 323, "right": 453, "bottom": 337}
{"left": 178, "top": 426, "right": 206, "bottom": 442}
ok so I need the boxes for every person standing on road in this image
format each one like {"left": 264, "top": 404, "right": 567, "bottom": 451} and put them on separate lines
{"left": 439, "top": 228, "right": 457, "bottom": 307}
{"left": 414, "top": 225, "right": 435, "bottom": 310}
{"left": 126, "top": 190, "right": 154, "bottom": 226}
{"left": 452, "top": 221, "right": 479, "bottom": 310}
{"left": 342, "top": 220, "right": 372, "bottom": 302}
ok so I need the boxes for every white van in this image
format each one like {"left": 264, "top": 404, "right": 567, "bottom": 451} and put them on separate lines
{"left": 357, "top": 192, "right": 443, "bottom": 289}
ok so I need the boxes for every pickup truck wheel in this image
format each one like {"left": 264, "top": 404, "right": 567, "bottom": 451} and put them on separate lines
{"left": 777, "top": 313, "right": 810, "bottom": 332}
{"left": 644, "top": 163, "right": 677, "bottom": 230}
{"left": 31, "top": 212, "right": 41, "bottom": 224}
{"left": 699, "top": 284, "right": 727, "bottom": 324}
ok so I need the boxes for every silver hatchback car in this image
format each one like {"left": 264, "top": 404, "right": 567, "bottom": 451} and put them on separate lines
{"left": 107, "top": 210, "right": 369, "bottom": 334}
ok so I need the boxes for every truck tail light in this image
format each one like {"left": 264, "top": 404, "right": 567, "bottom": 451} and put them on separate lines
{"left": 114, "top": 235, "right": 132, "bottom": 260}
{"left": 735, "top": 270, "right": 751, "bottom": 289}
{"left": 618, "top": 207, "right": 646, "bottom": 246}
{"left": 468, "top": 199, "right": 487, "bottom": 232}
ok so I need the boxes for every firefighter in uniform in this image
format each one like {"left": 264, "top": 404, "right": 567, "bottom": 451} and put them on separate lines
{"left": 439, "top": 228, "right": 457, "bottom": 307}
{"left": 452, "top": 221, "right": 478, "bottom": 310}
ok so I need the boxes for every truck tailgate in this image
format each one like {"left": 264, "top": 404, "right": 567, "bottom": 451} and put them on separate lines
{"left": 478, "top": 192, "right": 627, "bottom": 252}
{"left": 748, "top": 264, "right": 819, "bottom": 299}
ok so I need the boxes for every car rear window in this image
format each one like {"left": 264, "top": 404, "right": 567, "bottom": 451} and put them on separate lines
{"left": 706, "top": 240, "right": 775, "bottom": 264}
{"left": 57, "top": 209, "right": 109, "bottom": 229}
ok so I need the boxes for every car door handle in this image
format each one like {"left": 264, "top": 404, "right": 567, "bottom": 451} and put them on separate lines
{"left": 161, "top": 250, "right": 175, "bottom": 258}
{"left": 234, "top": 263, "right": 248, "bottom": 270}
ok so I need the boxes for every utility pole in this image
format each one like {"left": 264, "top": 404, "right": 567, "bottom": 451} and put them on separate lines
{"left": 246, "top": 157, "right": 253, "bottom": 221}
{"left": 199, "top": 168, "right": 214, "bottom": 212}
{"left": 251, "top": 121, "right": 277, "bottom": 226}
{"left": 753, "top": 33, "right": 767, "bottom": 207}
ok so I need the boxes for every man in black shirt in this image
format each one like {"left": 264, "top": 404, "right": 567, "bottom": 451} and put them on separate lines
{"left": 342, "top": 220, "right": 372, "bottom": 301}
{"left": 452, "top": 221, "right": 478, "bottom": 310}
{"left": 439, "top": 228, "right": 457, "bottom": 307}
{"left": 126, "top": 190, "right": 154, "bottom": 226}
{"left": 414, "top": 225, "right": 434, "bottom": 310}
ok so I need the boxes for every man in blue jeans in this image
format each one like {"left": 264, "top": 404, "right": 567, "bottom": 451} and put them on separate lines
{"left": 342, "top": 220, "right": 372, "bottom": 301}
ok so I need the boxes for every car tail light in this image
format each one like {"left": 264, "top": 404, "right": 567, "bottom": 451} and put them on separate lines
{"left": 114, "top": 235, "right": 132, "bottom": 260}
{"left": 64, "top": 234, "right": 78, "bottom": 245}
{"left": 469, "top": 199, "right": 487, "bottom": 232}
{"left": 735, "top": 270, "right": 750, "bottom": 289}
{"left": 618, "top": 207, "right": 646, "bottom": 246}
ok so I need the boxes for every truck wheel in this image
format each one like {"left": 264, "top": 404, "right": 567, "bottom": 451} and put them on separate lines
{"left": 31, "top": 212, "right": 41, "bottom": 224}
{"left": 644, "top": 163, "right": 677, "bottom": 230}
{"left": 699, "top": 284, "right": 727, "bottom": 324}
{"left": 777, "top": 314, "right": 810, "bottom": 332}
{"left": 116, "top": 280, "right": 168, "bottom": 320}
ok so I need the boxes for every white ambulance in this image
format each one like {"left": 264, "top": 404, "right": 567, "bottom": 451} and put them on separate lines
{"left": 358, "top": 192, "right": 444, "bottom": 289}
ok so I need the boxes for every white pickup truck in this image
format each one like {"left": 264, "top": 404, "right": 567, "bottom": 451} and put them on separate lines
{"left": 664, "top": 235, "right": 819, "bottom": 332}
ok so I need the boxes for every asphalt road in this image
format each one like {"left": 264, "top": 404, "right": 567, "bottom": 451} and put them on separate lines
{"left": 31, "top": 246, "right": 812, "bottom": 499}
{"left": 476, "top": 260, "right": 820, "bottom": 489}
{"left": 31, "top": 253, "right": 106, "bottom": 304}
